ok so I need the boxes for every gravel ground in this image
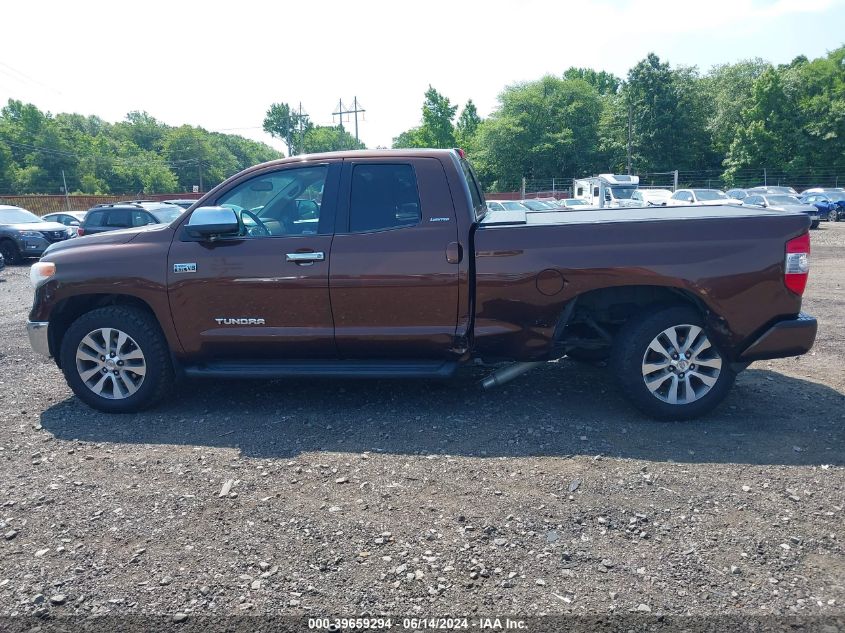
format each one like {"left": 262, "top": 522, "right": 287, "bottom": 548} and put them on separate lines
{"left": 0, "top": 224, "right": 843, "bottom": 628}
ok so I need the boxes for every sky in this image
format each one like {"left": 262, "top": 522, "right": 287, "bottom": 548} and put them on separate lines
{"left": 1, "top": 0, "right": 844, "bottom": 153}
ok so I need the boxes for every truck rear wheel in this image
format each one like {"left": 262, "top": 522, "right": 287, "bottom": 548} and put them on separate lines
{"left": 60, "top": 306, "right": 174, "bottom": 413}
{"left": 611, "top": 306, "right": 735, "bottom": 420}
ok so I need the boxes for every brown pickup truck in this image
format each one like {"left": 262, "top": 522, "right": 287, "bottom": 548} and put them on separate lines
{"left": 27, "top": 149, "right": 817, "bottom": 419}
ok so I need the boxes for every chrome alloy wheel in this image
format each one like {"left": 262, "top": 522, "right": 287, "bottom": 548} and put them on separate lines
{"left": 640, "top": 324, "right": 722, "bottom": 405}
{"left": 75, "top": 328, "right": 146, "bottom": 399}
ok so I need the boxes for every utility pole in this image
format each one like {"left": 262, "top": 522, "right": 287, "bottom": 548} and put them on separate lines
{"left": 61, "top": 169, "right": 70, "bottom": 211}
{"left": 198, "top": 159, "right": 203, "bottom": 193}
{"left": 299, "top": 102, "right": 304, "bottom": 154}
{"left": 333, "top": 98, "right": 366, "bottom": 142}
{"left": 626, "top": 103, "right": 632, "bottom": 175}
{"left": 673, "top": 170, "right": 679, "bottom": 192}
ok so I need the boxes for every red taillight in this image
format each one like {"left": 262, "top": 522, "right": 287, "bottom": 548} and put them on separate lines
{"left": 76, "top": 227, "right": 84, "bottom": 236}
{"left": 784, "top": 232, "right": 810, "bottom": 295}
{"left": 455, "top": 148, "right": 466, "bottom": 158}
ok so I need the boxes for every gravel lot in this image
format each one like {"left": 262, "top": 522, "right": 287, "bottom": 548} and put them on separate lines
{"left": 0, "top": 224, "right": 843, "bottom": 628}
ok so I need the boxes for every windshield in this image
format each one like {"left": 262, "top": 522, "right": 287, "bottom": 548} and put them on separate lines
{"left": 827, "top": 193, "right": 845, "bottom": 202}
{"left": 644, "top": 190, "right": 670, "bottom": 199}
{"left": 609, "top": 187, "right": 637, "bottom": 199}
{"left": 694, "top": 190, "right": 728, "bottom": 201}
{"left": 150, "top": 207, "right": 184, "bottom": 223}
{"left": 0, "top": 207, "right": 41, "bottom": 224}
{"left": 501, "top": 201, "right": 528, "bottom": 211}
{"left": 767, "top": 195, "right": 802, "bottom": 205}
{"left": 565, "top": 199, "right": 589, "bottom": 206}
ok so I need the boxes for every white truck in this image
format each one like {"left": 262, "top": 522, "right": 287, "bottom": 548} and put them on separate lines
{"left": 572, "top": 174, "right": 639, "bottom": 208}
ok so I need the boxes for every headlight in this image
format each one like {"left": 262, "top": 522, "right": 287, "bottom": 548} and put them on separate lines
{"left": 19, "top": 230, "right": 43, "bottom": 238}
{"left": 30, "top": 262, "right": 56, "bottom": 288}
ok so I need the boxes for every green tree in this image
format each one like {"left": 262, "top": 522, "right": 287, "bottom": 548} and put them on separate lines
{"left": 473, "top": 76, "right": 602, "bottom": 188}
{"left": 392, "top": 127, "right": 425, "bottom": 149}
{"left": 455, "top": 100, "right": 481, "bottom": 150}
{"left": 723, "top": 67, "right": 801, "bottom": 182}
{"left": 702, "top": 59, "right": 771, "bottom": 157}
{"left": 302, "top": 125, "right": 365, "bottom": 153}
{"left": 563, "top": 67, "right": 621, "bottom": 95}
{"left": 624, "top": 53, "right": 714, "bottom": 172}
{"left": 419, "top": 86, "right": 457, "bottom": 147}
{"left": 262, "top": 102, "right": 311, "bottom": 156}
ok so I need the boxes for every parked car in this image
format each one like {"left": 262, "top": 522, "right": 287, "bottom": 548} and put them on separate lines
{"left": 163, "top": 199, "right": 198, "bottom": 210}
{"left": 557, "top": 198, "right": 597, "bottom": 210}
{"left": 0, "top": 205, "right": 74, "bottom": 263}
{"left": 486, "top": 200, "right": 529, "bottom": 212}
{"left": 79, "top": 202, "right": 184, "bottom": 236}
{"left": 726, "top": 188, "right": 749, "bottom": 201}
{"left": 668, "top": 189, "right": 742, "bottom": 206}
{"left": 742, "top": 193, "right": 821, "bottom": 229}
{"left": 748, "top": 186, "right": 798, "bottom": 196}
{"left": 800, "top": 191, "right": 845, "bottom": 222}
{"left": 802, "top": 187, "right": 844, "bottom": 195}
{"left": 28, "top": 149, "right": 816, "bottom": 421}
{"left": 520, "top": 199, "right": 559, "bottom": 211}
{"left": 624, "top": 189, "right": 673, "bottom": 207}
{"left": 41, "top": 211, "right": 88, "bottom": 236}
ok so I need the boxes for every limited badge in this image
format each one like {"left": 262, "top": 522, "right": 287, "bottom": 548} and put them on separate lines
{"left": 173, "top": 263, "right": 197, "bottom": 273}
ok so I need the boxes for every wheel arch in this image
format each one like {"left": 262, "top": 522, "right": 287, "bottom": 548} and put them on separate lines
{"left": 555, "top": 284, "right": 730, "bottom": 355}
{"left": 49, "top": 294, "right": 159, "bottom": 367}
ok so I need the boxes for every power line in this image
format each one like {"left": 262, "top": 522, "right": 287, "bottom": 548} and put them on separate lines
{"left": 332, "top": 97, "right": 366, "bottom": 143}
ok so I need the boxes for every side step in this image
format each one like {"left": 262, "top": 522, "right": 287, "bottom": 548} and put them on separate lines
{"left": 182, "top": 359, "right": 459, "bottom": 380}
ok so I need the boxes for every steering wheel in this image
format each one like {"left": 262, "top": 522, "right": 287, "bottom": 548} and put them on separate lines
{"left": 241, "top": 210, "right": 271, "bottom": 237}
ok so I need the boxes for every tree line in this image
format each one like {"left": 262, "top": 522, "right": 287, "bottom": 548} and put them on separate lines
{"left": 393, "top": 47, "right": 845, "bottom": 191}
{"left": 0, "top": 104, "right": 282, "bottom": 195}
{"left": 2, "top": 46, "right": 842, "bottom": 195}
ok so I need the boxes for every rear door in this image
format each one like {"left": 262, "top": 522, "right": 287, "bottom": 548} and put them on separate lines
{"left": 167, "top": 162, "right": 340, "bottom": 360}
{"left": 329, "top": 158, "right": 461, "bottom": 358}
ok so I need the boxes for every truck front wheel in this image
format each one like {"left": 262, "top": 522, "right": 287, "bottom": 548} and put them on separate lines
{"left": 59, "top": 306, "right": 174, "bottom": 413}
{"left": 611, "top": 306, "right": 735, "bottom": 420}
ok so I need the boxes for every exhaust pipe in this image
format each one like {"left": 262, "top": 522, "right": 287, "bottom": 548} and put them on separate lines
{"left": 481, "top": 361, "right": 545, "bottom": 390}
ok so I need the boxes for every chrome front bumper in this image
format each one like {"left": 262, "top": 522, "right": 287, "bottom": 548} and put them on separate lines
{"left": 27, "top": 321, "right": 50, "bottom": 357}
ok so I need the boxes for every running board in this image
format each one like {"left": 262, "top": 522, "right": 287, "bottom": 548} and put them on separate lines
{"left": 182, "top": 359, "right": 459, "bottom": 379}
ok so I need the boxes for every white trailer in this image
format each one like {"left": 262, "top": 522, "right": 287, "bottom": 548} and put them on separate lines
{"left": 572, "top": 174, "right": 640, "bottom": 208}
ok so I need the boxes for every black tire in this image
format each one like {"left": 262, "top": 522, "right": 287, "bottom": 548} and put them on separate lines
{"left": 60, "top": 306, "right": 174, "bottom": 413}
{"left": 0, "top": 240, "right": 21, "bottom": 264}
{"left": 810, "top": 220, "right": 820, "bottom": 230}
{"left": 830, "top": 210, "right": 839, "bottom": 222}
{"left": 610, "top": 305, "right": 736, "bottom": 421}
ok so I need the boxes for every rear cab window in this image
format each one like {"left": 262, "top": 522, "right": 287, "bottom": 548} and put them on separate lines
{"left": 349, "top": 164, "right": 421, "bottom": 232}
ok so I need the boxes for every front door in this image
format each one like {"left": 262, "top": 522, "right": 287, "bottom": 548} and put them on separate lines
{"left": 329, "top": 158, "right": 461, "bottom": 359}
{"left": 167, "top": 162, "right": 340, "bottom": 360}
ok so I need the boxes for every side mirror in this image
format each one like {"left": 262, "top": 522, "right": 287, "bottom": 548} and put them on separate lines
{"left": 183, "top": 206, "right": 240, "bottom": 241}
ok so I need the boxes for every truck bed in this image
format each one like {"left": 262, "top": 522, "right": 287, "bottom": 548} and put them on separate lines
{"left": 472, "top": 204, "right": 811, "bottom": 360}
{"left": 480, "top": 204, "right": 795, "bottom": 226}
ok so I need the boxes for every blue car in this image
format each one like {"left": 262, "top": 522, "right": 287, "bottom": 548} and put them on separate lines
{"left": 800, "top": 191, "right": 845, "bottom": 222}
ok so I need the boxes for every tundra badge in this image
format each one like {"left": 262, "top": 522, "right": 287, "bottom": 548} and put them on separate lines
{"left": 215, "top": 318, "right": 266, "bottom": 325}
{"left": 173, "top": 263, "right": 197, "bottom": 273}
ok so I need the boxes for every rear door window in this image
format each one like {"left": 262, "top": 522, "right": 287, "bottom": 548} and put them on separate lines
{"left": 105, "top": 210, "right": 132, "bottom": 227}
{"left": 349, "top": 164, "right": 421, "bottom": 232}
{"left": 85, "top": 210, "right": 105, "bottom": 226}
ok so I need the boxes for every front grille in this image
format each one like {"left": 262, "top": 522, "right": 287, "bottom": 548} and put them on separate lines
{"left": 41, "top": 230, "right": 69, "bottom": 243}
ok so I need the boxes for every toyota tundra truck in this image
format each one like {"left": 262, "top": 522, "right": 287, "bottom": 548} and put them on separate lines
{"left": 26, "top": 149, "right": 817, "bottom": 419}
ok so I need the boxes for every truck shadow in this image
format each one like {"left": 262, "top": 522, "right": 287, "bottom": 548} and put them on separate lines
{"left": 39, "top": 363, "right": 844, "bottom": 466}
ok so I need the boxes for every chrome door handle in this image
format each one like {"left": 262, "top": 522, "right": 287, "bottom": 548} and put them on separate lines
{"left": 286, "top": 251, "right": 325, "bottom": 262}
